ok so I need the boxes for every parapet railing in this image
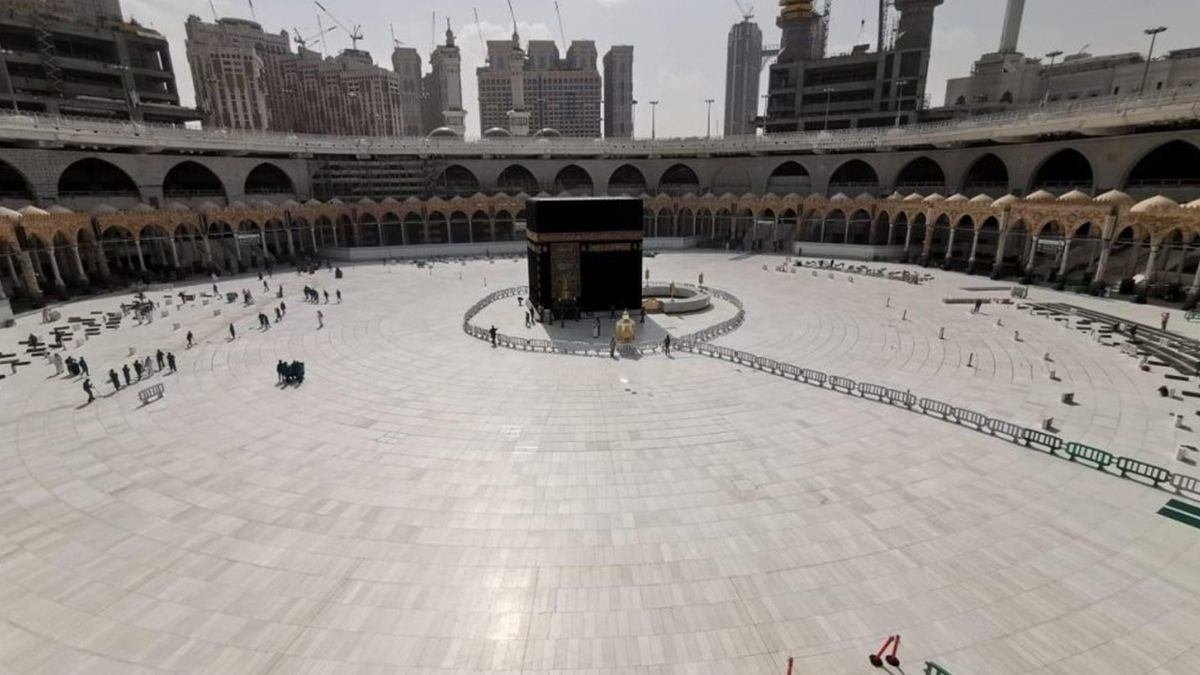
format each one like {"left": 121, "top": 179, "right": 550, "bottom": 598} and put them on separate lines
{"left": 2, "top": 89, "right": 1198, "bottom": 157}
{"left": 463, "top": 286, "right": 1199, "bottom": 503}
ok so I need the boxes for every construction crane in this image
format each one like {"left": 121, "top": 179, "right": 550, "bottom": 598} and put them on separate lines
{"left": 732, "top": 0, "right": 754, "bottom": 20}
{"left": 505, "top": 0, "right": 519, "bottom": 38}
{"left": 314, "top": 1, "right": 364, "bottom": 51}
{"left": 293, "top": 25, "right": 336, "bottom": 49}
{"left": 554, "top": 1, "right": 567, "bottom": 52}
{"left": 473, "top": 8, "right": 489, "bottom": 63}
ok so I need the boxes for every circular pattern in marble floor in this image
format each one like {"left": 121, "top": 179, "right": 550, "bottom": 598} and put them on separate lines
{"left": 1, "top": 253, "right": 1198, "bottom": 674}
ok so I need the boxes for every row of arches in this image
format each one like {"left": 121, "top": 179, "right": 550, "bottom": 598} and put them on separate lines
{"left": 428, "top": 141, "right": 1200, "bottom": 199}
{"left": 0, "top": 159, "right": 297, "bottom": 203}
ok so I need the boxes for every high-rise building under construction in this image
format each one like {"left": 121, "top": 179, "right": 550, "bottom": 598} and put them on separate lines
{"left": 765, "top": 0, "right": 942, "bottom": 133}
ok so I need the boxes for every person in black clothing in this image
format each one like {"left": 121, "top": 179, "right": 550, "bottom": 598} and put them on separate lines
{"left": 166, "top": 352, "right": 176, "bottom": 373}
{"left": 156, "top": 350, "right": 165, "bottom": 371}
{"left": 489, "top": 325, "right": 498, "bottom": 346}
{"left": 229, "top": 323, "right": 236, "bottom": 340}
{"left": 336, "top": 289, "right": 342, "bottom": 303}
{"left": 186, "top": 331, "right": 194, "bottom": 348}
{"left": 323, "top": 290, "right": 330, "bottom": 304}
{"left": 82, "top": 378, "right": 94, "bottom": 404}
{"left": 109, "top": 369, "right": 121, "bottom": 392}
{"left": 133, "top": 360, "right": 143, "bottom": 381}
{"left": 276, "top": 360, "right": 285, "bottom": 383}
{"left": 79, "top": 357, "right": 89, "bottom": 376}
{"left": 663, "top": 334, "right": 671, "bottom": 355}
{"left": 121, "top": 364, "right": 131, "bottom": 386}
{"left": 280, "top": 301, "right": 287, "bottom": 316}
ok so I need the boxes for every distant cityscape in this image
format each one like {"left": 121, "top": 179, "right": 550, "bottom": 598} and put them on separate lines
{"left": 0, "top": 0, "right": 1197, "bottom": 139}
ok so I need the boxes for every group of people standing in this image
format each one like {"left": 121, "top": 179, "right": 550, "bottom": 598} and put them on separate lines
{"left": 302, "top": 286, "right": 341, "bottom": 304}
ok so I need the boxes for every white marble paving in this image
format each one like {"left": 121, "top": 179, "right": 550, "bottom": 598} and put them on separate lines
{"left": 0, "top": 253, "right": 1198, "bottom": 674}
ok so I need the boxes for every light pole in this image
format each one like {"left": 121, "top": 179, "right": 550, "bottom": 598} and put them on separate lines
{"left": 1042, "top": 50, "right": 1062, "bottom": 105}
{"left": 822, "top": 88, "right": 833, "bottom": 131}
{"left": 1140, "top": 26, "right": 1167, "bottom": 95}
{"left": 704, "top": 98, "right": 714, "bottom": 138}
{"left": 649, "top": 100, "right": 659, "bottom": 140}
{"left": 631, "top": 99, "right": 638, "bottom": 138}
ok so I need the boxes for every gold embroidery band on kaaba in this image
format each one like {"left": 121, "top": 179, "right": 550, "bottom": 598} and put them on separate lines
{"left": 526, "top": 230, "right": 644, "bottom": 244}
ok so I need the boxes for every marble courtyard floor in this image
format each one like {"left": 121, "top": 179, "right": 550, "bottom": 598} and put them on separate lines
{"left": 1, "top": 252, "right": 1199, "bottom": 674}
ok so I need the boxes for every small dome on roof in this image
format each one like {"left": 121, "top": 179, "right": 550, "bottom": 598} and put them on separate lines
{"left": 281, "top": 199, "right": 301, "bottom": 208}
{"left": 1131, "top": 195, "right": 1180, "bottom": 214}
{"left": 327, "top": 197, "right": 344, "bottom": 205}
{"left": 902, "top": 193, "right": 924, "bottom": 202}
{"left": 130, "top": 203, "right": 157, "bottom": 212}
{"left": 532, "top": 127, "right": 561, "bottom": 138}
{"left": 829, "top": 192, "right": 850, "bottom": 202}
{"left": 1095, "top": 189, "right": 1134, "bottom": 206}
{"left": 357, "top": 197, "right": 376, "bottom": 205}
{"left": 1186, "top": 198, "right": 1200, "bottom": 210}
{"left": 0, "top": 206, "right": 22, "bottom": 219}
{"left": 483, "top": 127, "right": 512, "bottom": 139}
{"left": 855, "top": 192, "right": 875, "bottom": 201}
{"left": 922, "top": 193, "right": 946, "bottom": 203}
{"left": 254, "top": 200, "right": 274, "bottom": 209}
{"left": 969, "top": 193, "right": 993, "bottom": 204}
{"left": 380, "top": 197, "right": 400, "bottom": 205}
{"left": 428, "top": 126, "right": 459, "bottom": 139}
{"left": 403, "top": 196, "right": 421, "bottom": 203}
{"left": 165, "top": 201, "right": 190, "bottom": 211}
{"left": 682, "top": 192, "right": 698, "bottom": 200}
{"left": 18, "top": 205, "right": 48, "bottom": 216}
{"left": 887, "top": 191, "right": 905, "bottom": 201}
{"left": 946, "top": 193, "right": 968, "bottom": 203}
{"left": 303, "top": 199, "right": 323, "bottom": 207}
{"left": 1057, "top": 189, "right": 1092, "bottom": 203}
{"left": 196, "top": 201, "right": 221, "bottom": 212}
{"left": 46, "top": 204, "right": 73, "bottom": 213}
{"left": 783, "top": 192, "right": 801, "bottom": 201}
{"left": 226, "top": 200, "right": 248, "bottom": 209}
{"left": 1024, "top": 189, "right": 1056, "bottom": 202}
{"left": 91, "top": 203, "right": 118, "bottom": 214}
{"left": 991, "top": 194, "right": 1019, "bottom": 208}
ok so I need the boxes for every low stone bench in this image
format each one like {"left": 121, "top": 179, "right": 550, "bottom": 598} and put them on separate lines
{"left": 138, "top": 383, "right": 165, "bottom": 405}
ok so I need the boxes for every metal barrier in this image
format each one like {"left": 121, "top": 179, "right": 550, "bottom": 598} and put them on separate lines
{"left": 989, "top": 419, "right": 1023, "bottom": 441}
{"left": 829, "top": 376, "right": 857, "bottom": 393}
{"left": 1065, "top": 442, "right": 1115, "bottom": 469}
{"left": 1116, "top": 457, "right": 1172, "bottom": 486}
{"left": 924, "top": 662, "right": 953, "bottom": 675}
{"left": 1172, "top": 473, "right": 1199, "bottom": 496}
{"left": 800, "top": 368, "right": 828, "bottom": 385}
{"left": 1021, "top": 428, "right": 1065, "bottom": 453}
{"left": 955, "top": 408, "right": 989, "bottom": 431}
{"left": 919, "top": 398, "right": 956, "bottom": 421}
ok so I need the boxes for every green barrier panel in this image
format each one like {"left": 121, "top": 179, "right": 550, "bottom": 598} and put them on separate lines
{"left": 1065, "top": 442, "right": 1115, "bottom": 469}
{"left": 924, "top": 662, "right": 953, "bottom": 675}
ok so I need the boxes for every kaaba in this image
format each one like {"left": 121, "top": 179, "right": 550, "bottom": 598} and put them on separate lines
{"left": 526, "top": 197, "right": 643, "bottom": 319}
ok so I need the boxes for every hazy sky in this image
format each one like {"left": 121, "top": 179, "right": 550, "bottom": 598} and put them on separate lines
{"left": 125, "top": 0, "right": 1200, "bottom": 137}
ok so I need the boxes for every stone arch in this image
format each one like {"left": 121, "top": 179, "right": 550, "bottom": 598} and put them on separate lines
{"left": 244, "top": 162, "right": 296, "bottom": 197}
{"left": 677, "top": 208, "right": 696, "bottom": 237}
{"left": 1123, "top": 140, "right": 1200, "bottom": 191}
{"left": 658, "top": 163, "right": 701, "bottom": 196}
{"left": 962, "top": 153, "right": 1009, "bottom": 195}
{"left": 470, "top": 210, "right": 492, "bottom": 242}
{"left": 711, "top": 165, "right": 752, "bottom": 195}
{"left": 608, "top": 164, "right": 647, "bottom": 196}
{"left": 494, "top": 210, "right": 515, "bottom": 241}
{"left": 714, "top": 208, "right": 733, "bottom": 239}
{"left": 379, "top": 211, "right": 403, "bottom": 245}
{"left": 846, "top": 209, "right": 871, "bottom": 245}
{"left": 427, "top": 212, "right": 449, "bottom": 244}
{"left": 163, "top": 160, "right": 226, "bottom": 200}
{"left": 828, "top": 159, "right": 879, "bottom": 194}
{"left": 403, "top": 212, "right": 425, "bottom": 244}
{"left": 552, "top": 165, "right": 594, "bottom": 196}
{"left": 58, "top": 158, "right": 139, "bottom": 199}
{"left": 894, "top": 157, "right": 947, "bottom": 193}
{"left": 767, "top": 160, "right": 811, "bottom": 194}
{"left": 696, "top": 208, "right": 714, "bottom": 238}
{"left": 433, "top": 165, "right": 481, "bottom": 197}
{"left": 496, "top": 165, "right": 539, "bottom": 195}
{"left": 1031, "top": 148, "right": 1094, "bottom": 193}
{"left": 449, "top": 211, "right": 470, "bottom": 243}
{"left": 358, "top": 212, "right": 380, "bottom": 247}
{"left": 0, "top": 158, "right": 34, "bottom": 203}
{"left": 99, "top": 224, "right": 138, "bottom": 275}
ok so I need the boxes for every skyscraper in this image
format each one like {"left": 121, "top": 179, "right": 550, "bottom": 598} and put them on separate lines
{"left": 477, "top": 35, "right": 602, "bottom": 137}
{"left": 603, "top": 46, "right": 634, "bottom": 138}
{"left": 422, "top": 24, "right": 466, "bottom": 135}
{"left": 724, "top": 18, "right": 763, "bottom": 136}
{"left": 185, "top": 16, "right": 289, "bottom": 130}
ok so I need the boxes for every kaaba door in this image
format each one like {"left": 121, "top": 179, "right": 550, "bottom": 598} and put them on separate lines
{"left": 550, "top": 243, "right": 581, "bottom": 302}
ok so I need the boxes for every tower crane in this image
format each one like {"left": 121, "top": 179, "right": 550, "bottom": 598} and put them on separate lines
{"left": 554, "top": 1, "right": 567, "bottom": 52}
{"left": 473, "top": 8, "right": 489, "bottom": 64}
{"left": 293, "top": 25, "right": 336, "bottom": 50}
{"left": 732, "top": 0, "right": 755, "bottom": 20}
{"left": 314, "top": 1, "right": 364, "bottom": 51}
